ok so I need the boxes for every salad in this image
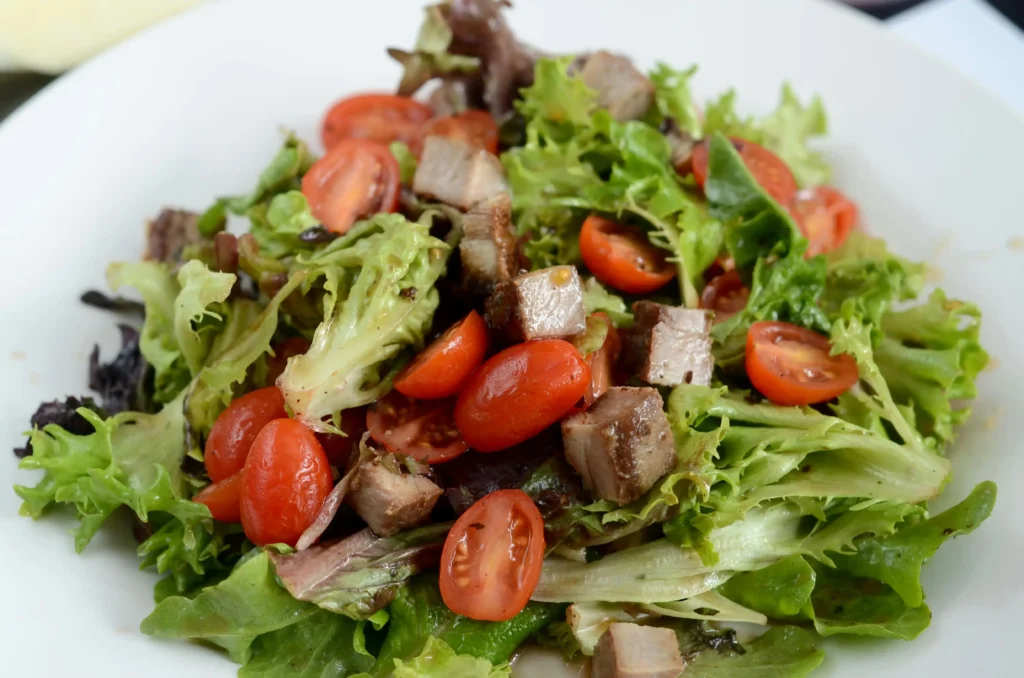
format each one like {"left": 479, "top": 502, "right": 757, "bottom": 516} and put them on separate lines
{"left": 12, "top": 1, "right": 997, "bottom": 676}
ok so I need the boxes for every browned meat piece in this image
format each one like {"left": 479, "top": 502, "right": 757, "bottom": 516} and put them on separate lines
{"left": 459, "top": 192, "right": 519, "bottom": 295}
{"left": 427, "top": 80, "right": 471, "bottom": 117}
{"left": 661, "top": 118, "right": 697, "bottom": 172}
{"left": 580, "top": 51, "right": 655, "bottom": 123}
{"left": 485, "top": 265, "right": 586, "bottom": 341}
{"left": 413, "top": 136, "right": 509, "bottom": 209}
{"left": 347, "top": 462, "right": 442, "bottom": 537}
{"left": 144, "top": 208, "right": 201, "bottom": 262}
{"left": 592, "top": 623, "right": 686, "bottom": 678}
{"left": 561, "top": 387, "right": 675, "bottom": 505}
{"left": 621, "top": 302, "right": 713, "bottom": 387}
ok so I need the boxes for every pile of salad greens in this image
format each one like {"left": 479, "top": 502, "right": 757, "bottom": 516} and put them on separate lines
{"left": 12, "top": 1, "right": 995, "bottom": 676}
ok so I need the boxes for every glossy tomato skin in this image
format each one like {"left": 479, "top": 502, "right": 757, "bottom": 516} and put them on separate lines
{"left": 745, "top": 321, "right": 859, "bottom": 406}
{"left": 367, "top": 391, "right": 468, "bottom": 464}
{"left": 394, "top": 310, "right": 489, "bottom": 400}
{"left": 266, "top": 336, "right": 311, "bottom": 386}
{"left": 240, "top": 419, "right": 334, "bottom": 547}
{"left": 789, "top": 186, "right": 858, "bottom": 257}
{"left": 321, "top": 93, "right": 433, "bottom": 150}
{"left": 700, "top": 269, "right": 750, "bottom": 324}
{"left": 194, "top": 472, "right": 243, "bottom": 523}
{"left": 416, "top": 110, "right": 500, "bottom": 156}
{"left": 579, "top": 215, "right": 676, "bottom": 295}
{"left": 301, "top": 139, "right": 400, "bottom": 234}
{"left": 439, "top": 489, "right": 545, "bottom": 621}
{"left": 691, "top": 137, "right": 798, "bottom": 206}
{"left": 455, "top": 339, "right": 590, "bottom": 452}
{"left": 205, "top": 386, "right": 287, "bottom": 483}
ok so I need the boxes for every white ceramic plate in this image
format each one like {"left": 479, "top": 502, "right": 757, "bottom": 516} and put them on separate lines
{"left": 2, "top": 0, "right": 1023, "bottom": 676}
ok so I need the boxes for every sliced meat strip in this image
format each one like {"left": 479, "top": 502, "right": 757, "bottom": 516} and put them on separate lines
{"left": 347, "top": 461, "right": 443, "bottom": 537}
{"left": 144, "top": 208, "right": 201, "bottom": 262}
{"left": 592, "top": 623, "right": 686, "bottom": 678}
{"left": 459, "top": 192, "right": 519, "bottom": 295}
{"left": 620, "top": 301, "right": 713, "bottom": 387}
{"left": 485, "top": 265, "right": 586, "bottom": 342}
{"left": 561, "top": 387, "right": 675, "bottom": 505}
{"left": 412, "top": 136, "right": 509, "bottom": 210}
{"left": 579, "top": 51, "right": 655, "bottom": 123}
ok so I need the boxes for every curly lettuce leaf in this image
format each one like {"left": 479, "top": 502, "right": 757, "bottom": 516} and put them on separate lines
{"left": 173, "top": 260, "right": 235, "bottom": 374}
{"left": 580, "top": 277, "right": 633, "bottom": 327}
{"left": 279, "top": 214, "right": 450, "bottom": 430}
{"left": 223, "top": 135, "right": 316, "bottom": 215}
{"left": 683, "top": 625, "right": 824, "bottom": 678}
{"left": 702, "top": 89, "right": 762, "bottom": 143}
{"left": 15, "top": 392, "right": 210, "bottom": 553}
{"left": 248, "top": 190, "right": 320, "bottom": 259}
{"left": 389, "top": 637, "right": 510, "bottom": 678}
{"left": 648, "top": 62, "right": 701, "bottom": 137}
{"left": 387, "top": 4, "right": 480, "bottom": 98}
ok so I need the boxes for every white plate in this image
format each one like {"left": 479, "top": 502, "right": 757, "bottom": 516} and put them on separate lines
{"left": 2, "top": 1, "right": 1022, "bottom": 676}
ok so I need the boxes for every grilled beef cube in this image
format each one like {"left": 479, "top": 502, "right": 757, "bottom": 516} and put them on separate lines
{"left": 144, "top": 208, "right": 201, "bottom": 262}
{"left": 485, "top": 265, "right": 586, "bottom": 341}
{"left": 347, "top": 462, "right": 442, "bottom": 537}
{"left": 459, "top": 192, "right": 519, "bottom": 295}
{"left": 579, "top": 51, "right": 655, "bottom": 123}
{"left": 412, "top": 136, "right": 508, "bottom": 209}
{"left": 561, "top": 387, "right": 675, "bottom": 505}
{"left": 621, "top": 301, "right": 713, "bottom": 387}
{"left": 592, "top": 623, "right": 686, "bottom": 678}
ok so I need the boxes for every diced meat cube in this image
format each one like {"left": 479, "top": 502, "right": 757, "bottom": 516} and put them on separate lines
{"left": 561, "top": 387, "right": 675, "bottom": 505}
{"left": 592, "top": 623, "right": 686, "bottom": 678}
{"left": 347, "top": 462, "right": 442, "bottom": 537}
{"left": 459, "top": 193, "right": 520, "bottom": 295}
{"left": 144, "top": 208, "right": 201, "bottom": 262}
{"left": 580, "top": 51, "right": 655, "bottom": 123}
{"left": 621, "top": 302, "right": 713, "bottom": 387}
{"left": 412, "top": 136, "right": 509, "bottom": 209}
{"left": 485, "top": 265, "right": 586, "bottom": 341}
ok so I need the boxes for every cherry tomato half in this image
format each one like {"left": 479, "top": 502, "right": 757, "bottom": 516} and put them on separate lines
{"left": 745, "top": 321, "right": 859, "bottom": 406}
{"left": 193, "top": 472, "right": 243, "bottom": 523}
{"left": 205, "top": 386, "right": 287, "bottom": 483}
{"left": 240, "top": 419, "right": 334, "bottom": 547}
{"left": 692, "top": 137, "right": 798, "bottom": 206}
{"left": 439, "top": 489, "right": 545, "bottom": 622}
{"left": 416, "top": 110, "right": 500, "bottom": 156}
{"left": 266, "top": 336, "right": 311, "bottom": 386}
{"left": 301, "top": 139, "right": 400, "bottom": 234}
{"left": 394, "top": 310, "right": 489, "bottom": 400}
{"left": 455, "top": 339, "right": 590, "bottom": 452}
{"left": 789, "top": 186, "right": 859, "bottom": 257}
{"left": 700, "top": 270, "right": 750, "bottom": 324}
{"left": 321, "top": 93, "right": 433, "bottom": 150}
{"left": 367, "top": 391, "right": 468, "bottom": 464}
{"left": 579, "top": 215, "right": 676, "bottom": 295}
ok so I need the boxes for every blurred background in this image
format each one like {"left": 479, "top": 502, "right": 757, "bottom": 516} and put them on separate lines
{"left": 1, "top": 0, "right": 1022, "bottom": 121}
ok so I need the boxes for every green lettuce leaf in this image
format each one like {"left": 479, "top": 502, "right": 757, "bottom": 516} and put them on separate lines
{"left": 648, "top": 63, "right": 701, "bottom": 137}
{"left": 701, "top": 90, "right": 762, "bottom": 144}
{"left": 718, "top": 554, "right": 815, "bottom": 619}
{"left": 142, "top": 550, "right": 316, "bottom": 664}
{"left": 391, "top": 141, "right": 418, "bottom": 184}
{"left": 390, "top": 637, "right": 510, "bottom": 678}
{"left": 240, "top": 609, "right": 373, "bottom": 678}
{"left": 683, "top": 625, "right": 824, "bottom": 678}
{"left": 249, "top": 190, "right": 320, "bottom": 259}
{"left": 832, "top": 481, "right": 996, "bottom": 607}
{"left": 580, "top": 277, "right": 633, "bottom": 327}
{"left": 387, "top": 4, "right": 480, "bottom": 98}
{"left": 224, "top": 135, "right": 316, "bottom": 215}
{"left": 759, "top": 84, "right": 830, "bottom": 188}
{"left": 173, "top": 260, "right": 235, "bottom": 374}
{"left": 279, "top": 214, "right": 451, "bottom": 430}
{"left": 15, "top": 392, "right": 210, "bottom": 554}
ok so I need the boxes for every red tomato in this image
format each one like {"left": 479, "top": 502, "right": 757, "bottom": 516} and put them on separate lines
{"left": 267, "top": 336, "right": 311, "bottom": 385}
{"left": 367, "top": 391, "right": 468, "bottom": 464}
{"left": 394, "top": 311, "right": 489, "bottom": 400}
{"left": 321, "top": 93, "right": 433, "bottom": 150}
{"left": 701, "top": 270, "right": 750, "bottom": 324}
{"left": 240, "top": 419, "right": 334, "bottom": 547}
{"left": 439, "top": 489, "right": 545, "bottom": 621}
{"left": 455, "top": 339, "right": 590, "bottom": 452}
{"left": 745, "top": 321, "right": 859, "bottom": 406}
{"left": 301, "top": 139, "right": 400, "bottom": 234}
{"left": 789, "top": 186, "right": 859, "bottom": 257}
{"left": 579, "top": 215, "right": 676, "bottom": 295}
{"left": 204, "top": 386, "right": 287, "bottom": 483}
{"left": 581, "top": 313, "right": 620, "bottom": 406}
{"left": 416, "top": 110, "right": 499, "bottom": 156}
{"left": 315, "top": 407, "right": 368, "bottom": 467}
{"left": 193, "top": 472, "right": 243, "bottom": 523}
{"left": 691, "top": 137, "right": 798, "bottom": 206}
